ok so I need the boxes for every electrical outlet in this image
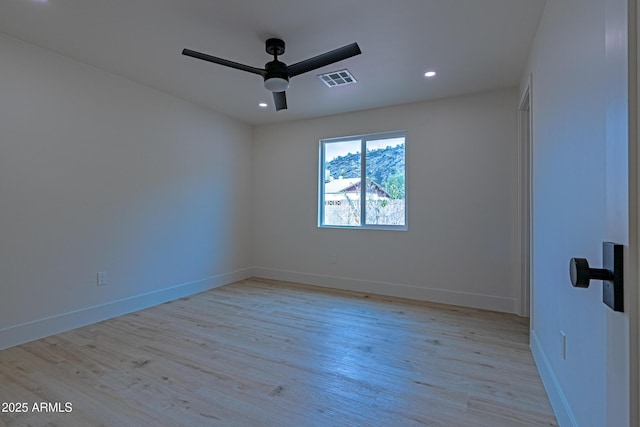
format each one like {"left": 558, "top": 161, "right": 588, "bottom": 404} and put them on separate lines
{"left": 330, "top": 253, "right": 338, "bottom": 264}
{"left": 97, "top": 271, "right": 108, "bottom": 286}
{"left": 560, "top": 331, "right": 566, "bottom": 360}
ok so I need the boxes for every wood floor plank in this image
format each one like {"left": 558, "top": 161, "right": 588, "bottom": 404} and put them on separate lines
{"left": 0, "top": 278, "right": 557, "bottom": 426}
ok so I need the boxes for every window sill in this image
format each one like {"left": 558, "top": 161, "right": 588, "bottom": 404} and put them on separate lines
{"left": 318, "top": 224, "right": 408, "bottom": 231}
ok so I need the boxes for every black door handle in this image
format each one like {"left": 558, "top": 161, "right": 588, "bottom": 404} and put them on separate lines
{"left": 570, "top": 258, "right": 614, "bottom": 287}
{"left": 568, "top": 242, "right": 623, "bottom": 312}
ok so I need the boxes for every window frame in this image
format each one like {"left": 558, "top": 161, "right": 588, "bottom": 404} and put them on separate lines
{"left": 318, "top": 130, "right": 407, "bottom": 231}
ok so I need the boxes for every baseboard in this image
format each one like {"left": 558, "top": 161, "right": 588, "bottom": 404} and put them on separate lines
{"left": 530, "top": 330, "right": 577, "bottom": 426}
{"left": 0, "top": 268, "right": 252, "bottom": 351}
{"left": 251, "top": 267, "right": 517, "bottom": 313}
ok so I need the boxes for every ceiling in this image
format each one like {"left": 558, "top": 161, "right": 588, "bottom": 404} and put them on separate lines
{"left": 0, "top": 0, "right": 546, "bottom": 126}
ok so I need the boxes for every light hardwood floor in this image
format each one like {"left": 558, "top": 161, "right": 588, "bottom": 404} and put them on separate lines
{"left": 0, "top": 279, "right": 557, "bottom": 426}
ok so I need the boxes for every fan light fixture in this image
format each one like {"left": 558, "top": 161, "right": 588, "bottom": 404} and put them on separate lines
{"left": 264, "top": 77, "right": 290, "bottom": 92}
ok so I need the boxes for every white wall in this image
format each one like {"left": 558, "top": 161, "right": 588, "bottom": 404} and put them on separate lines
{"left": 252, "top": 89, "right": 520, "bottom": 313}
{"left": 522, "top": 0, "right": 633, "bottom": 425}
{"left": 0, "top": 34, "right": 254, "bottom": 349}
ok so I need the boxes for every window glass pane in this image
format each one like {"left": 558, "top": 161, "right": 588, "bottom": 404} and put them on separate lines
{"left": 323, "top": 139, "right": 361, "bottom": 226}
{"left": 365, "top": 137, "right": 405, "bottom": 225}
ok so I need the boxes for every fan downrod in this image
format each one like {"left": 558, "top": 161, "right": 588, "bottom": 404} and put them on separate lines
{"left": 265, "top": 38, "right": 285, "bottom": 57}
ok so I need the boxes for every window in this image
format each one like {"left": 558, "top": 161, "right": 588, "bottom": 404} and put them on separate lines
{"left": 319, "top": 131, "right": 406, "bottom": 230}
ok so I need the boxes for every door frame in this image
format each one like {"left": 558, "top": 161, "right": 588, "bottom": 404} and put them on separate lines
{"left": 633, "top": 0, "right": 639, "bottom": 422}
{"left": 518, "top": 75, "right": 533, "bottom": 319}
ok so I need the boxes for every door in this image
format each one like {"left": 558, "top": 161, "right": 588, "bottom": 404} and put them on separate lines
{"left": 603, "top": 1, "right": 635, "bottom": 425}
{"left": 524, "top": 0, "right": 637, "bottom": 425}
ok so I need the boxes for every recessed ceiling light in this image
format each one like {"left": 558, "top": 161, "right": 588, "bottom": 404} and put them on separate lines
{"left": 424, "top": 71, "right": 437, "bottom": 78}
{"left": 258, "top": 103, "right": 268, "bottom": 108}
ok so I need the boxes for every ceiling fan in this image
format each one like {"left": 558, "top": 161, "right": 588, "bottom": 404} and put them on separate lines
{"left": 182, "top": 38, "right": 361, "bottom": 111}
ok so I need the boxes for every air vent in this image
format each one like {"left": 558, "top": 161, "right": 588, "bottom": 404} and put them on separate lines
{"left": 318, "top": 69, "right": 357, "bottom": 87}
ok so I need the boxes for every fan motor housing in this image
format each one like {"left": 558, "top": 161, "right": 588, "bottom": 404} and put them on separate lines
{"left": 264, "top": 60, "right": 289, "bottom": 78}
{"left": 264, "top": 60, "right": 290, "bottom": 92}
